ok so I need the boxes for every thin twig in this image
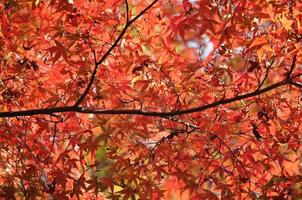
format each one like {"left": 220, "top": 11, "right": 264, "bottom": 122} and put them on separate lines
{"left": 257, "top": 59, "right": 274, "bottom": 90}
{"left": 125, "top": 0, "right": 129, "bottom": 23}
{"left": 286, "top": 54, "right": 297, "bottom": 79}
{"left": 289, "top": 81, "right": 302, "bottom": 88}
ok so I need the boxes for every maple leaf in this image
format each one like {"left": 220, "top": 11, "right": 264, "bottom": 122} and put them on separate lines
{"left": 46, "top": 40, "right": 70, "bottom": 65}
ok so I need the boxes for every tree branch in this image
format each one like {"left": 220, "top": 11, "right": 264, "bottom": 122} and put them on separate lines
{"left": 257, "top": 59, "right": 273, "bottom": 90}
{"left": 0, "top": 78, "right": 289, "bottom": 118}
{"left": 289, "top": 81, "right": 302, "bottom": 88}
{"left": 125, "top": 0, "right": 129, "bottom": 23}
{"left": 286, "top": 54, "right": 297, "bottom": 79}
{"left": 80, "top": 79, "right": 288, "bottom": 116}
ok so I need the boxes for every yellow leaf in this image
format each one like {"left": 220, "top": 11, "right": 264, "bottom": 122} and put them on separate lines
{"left": 278, "top": 14, "right": 293, "bottom": 31}
{"left": 249, "top": 37, "right": 268, "bottom": 49}
{"left": 229, "top": 55, "right": 246, "bottom": 72}
{"left": 256, "top": 44, "right": 273, "bottom": 63}
{"left": 131, "top": 75, "right": 142, "bottom": 85}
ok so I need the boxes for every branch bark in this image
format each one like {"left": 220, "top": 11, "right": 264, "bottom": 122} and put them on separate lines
{"left": 0, "top": 78, "right": 291, "bottom": 118}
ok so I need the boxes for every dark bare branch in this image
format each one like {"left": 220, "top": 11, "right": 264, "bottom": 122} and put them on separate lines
{"left": 289, "top": 81, "right": 302, "bottom": 88}
{"left": 0, "top": 78, "right": 290, "bottom": 118}
{"left": 286, "top": 54, "right": 297, "bottom": 79}
{"left": 257, "top": 59, "right": 274, "bottom": 90}
{"left": 125, "top": 0, "right": 129, "bottom": 23}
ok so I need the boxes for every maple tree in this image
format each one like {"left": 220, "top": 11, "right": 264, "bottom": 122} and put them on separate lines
{"left": 1, "top": 0, "right": 302, "bottom": 199}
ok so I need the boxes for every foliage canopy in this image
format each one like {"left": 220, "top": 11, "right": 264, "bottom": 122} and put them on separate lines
{"left": 1, "top": 0, "right": 302, "bottom": 199}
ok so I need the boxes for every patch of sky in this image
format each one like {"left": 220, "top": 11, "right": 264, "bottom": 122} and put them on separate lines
{"left": 187, "top": 40, "right": 199, "bottom": 49}
{"left": 186, "top": 36, "right": 214, "bottom": 60}
{"left": 235, "top": 46, "right": 243, "bottom": 54}
{"left": 201, "top": 36, "right": 214, "bottom": 60}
